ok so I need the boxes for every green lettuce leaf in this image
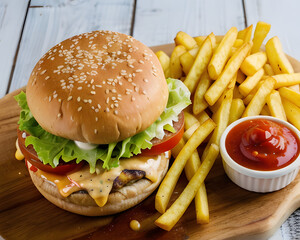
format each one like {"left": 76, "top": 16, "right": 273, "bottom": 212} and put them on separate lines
{"left": 15, "top": 78, "right": 191, "bottom": 173}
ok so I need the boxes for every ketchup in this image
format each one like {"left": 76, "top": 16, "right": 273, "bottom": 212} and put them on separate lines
{"left": 226, "top": 119, "right": 300, "bottom": 171}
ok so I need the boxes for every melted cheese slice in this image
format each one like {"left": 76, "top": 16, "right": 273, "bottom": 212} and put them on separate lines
{"left": 36, "top": 152, "right": 169, "bottom": 207}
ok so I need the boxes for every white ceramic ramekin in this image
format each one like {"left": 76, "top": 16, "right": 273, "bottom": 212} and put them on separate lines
{"left": 220, "top": 116, "right": 300, "bottom": 193}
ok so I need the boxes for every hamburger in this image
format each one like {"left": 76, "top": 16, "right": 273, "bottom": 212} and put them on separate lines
{"left": 14, "top": 30, "right": 190, "bottom": 216}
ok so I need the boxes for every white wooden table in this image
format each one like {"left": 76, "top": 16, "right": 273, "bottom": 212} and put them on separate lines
{"left": 1, "top": 0, "right": 300, "bottom": 239}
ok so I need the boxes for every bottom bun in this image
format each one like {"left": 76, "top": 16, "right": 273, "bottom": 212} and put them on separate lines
{"left": 28, "top": 152, "right": 170, "bottom": 216}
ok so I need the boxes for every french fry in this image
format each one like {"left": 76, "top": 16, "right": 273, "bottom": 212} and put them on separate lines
{"left": 205, "top": 42, "right": 251, "bottom": 106}
{"left": 155, "top": 144, "right": 219, "bottom": 231}
{"left": 214, "top": 35, "right": 224, "bottom": 43}
{"left": 169, "top": 45, "right": 186, "bottom": 79}
{"left": 278, "top": 87, "right": 300, "bottom": 108}
{"left": 233, "top": 39, "right": 244, "bottom": 48}
{"left": 183, "top": 122, "right": 200, "bottom": 140}
{"left": 209, "top": 73, "right": 236, "bottom": 113}
{"left": 229, "top": 47, "right": 238, "bottom": 58}
{"left": 196, "top": 110, "right": 210, "bottom": 125}
{"left": 243, "top": 92, "right": 254, "bottom": 105}
{"left": 236, "top": 69, "right": 246, "bottom": 84}
{"left": 251, "top": 21, "right": 271, "bottom": 53}
{"left": 237, "top": 25, "right": 253, "bottom": 42}
{"left": 233, "top": 85, "right": 244, "bottom": 99}
{"left": 229, "top": 98, "right": 245, "bottom": 124}
{"left": 171, "top": 138, "right": 185, "bottom": 159}
{"left": 172, "top": 138, "right": 209, "bottom": 224}
{"left": 195, "top": 35, "right": 241, "bottom": 48}
{"left": 184, "top": 33, "right": 215, "bottom": 94}
{"left": 193, "top": 70, "right": 211, "bottom": 114}
{"left": 208, "top": 27, "right": 238, "bottom": 80}
{"left": 194, "top": 36, "right": 206, "bottom": 47}
{"left": 264, "top": 63, "right": 275, "bottom": 76}
{"left": 288, "top": 84, "right": 300, "bottom": 93}
{"left": 242, "top": 78, "right": 265, "bottom": 105}
{"left": 242, "top": 77, "right": 275, "bottom": 117}
{"left": 266, "top": 90, "right": 286, "bottom": 120}
{"left": 281, "top": 98, "right": 300, "bottom": 130}
{"left": 265, "top": 36, "right": 294, "bottom": 74}
{"left": 272, "top": 73, "right": 300, "bottom": 88}
{"left": 175, "top": 31, "right": 197, "bottom": 50}
{"left": 180, "top": 47, "right": 199, "bottom": 75}
{"left": 155, "top": 119, "right": 216, "bottom": 214}
{"left": 260, "top": 105, "right": 271, "bottom": 116}
{"left": 183, "top": 111, "right": 199, "bottom": 130}
{"left": 203, "top": 87, "right": 233, "bottom": 159}
{"left": 238, "top": 68, "right": 264, "bottom": 96}
{"left": 180, "top": 51, "right": 195, "bottom": 75}
{"left": 240, "top": 52, "right": 267, "bottom": 76}
{"left": 188, "top": 47, "right": 200, "bottom": 57}
{"left": 155, "top": 51, "right": 170, "bottom": 78}
{"left": 183, "top": 112, "right": 212, "bottom": 140}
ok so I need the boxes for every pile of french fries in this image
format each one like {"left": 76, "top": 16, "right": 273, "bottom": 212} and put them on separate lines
{"left": 154, "top": 22, "right": 300, "bottom": 231}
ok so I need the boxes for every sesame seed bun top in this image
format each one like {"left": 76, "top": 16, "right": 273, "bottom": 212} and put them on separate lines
{"left": 26, "top": 31, "right": 168, "bottom": 144}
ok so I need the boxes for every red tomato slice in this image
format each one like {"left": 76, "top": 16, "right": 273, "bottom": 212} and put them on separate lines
{"left": 18, "top": 129, "right": 84, "bottom": 175}
{"left": 141, "top": 112, "right": 184, "bottom": 156}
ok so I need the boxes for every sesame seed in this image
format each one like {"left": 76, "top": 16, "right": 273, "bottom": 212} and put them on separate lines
{"left": 49, "top": 96, "right": 52, "bottom": 102}
{"left": 77, "top": 87, "right": 83, "bottom": 90}
{"left": 41, "top": 70, "right": 46, "bottom": 75}
{"left": 114, "top": 110, "right": 118, "bottom": 115}
{"left": 136, "top": 69, "right": 142, "bottom": 73}
{"left": 57, "top": 113, "right": 61, "bottom": 118}
{"left": 143, "top": 78, "right": 148, "bottom": 82}
{"left": 45, "top": 76, "right": 50, "bottom": 80}
{"left": 77, "top": 106, "right": 82, "bottom": 112}
{"left": 105, "top": 107, "right": 110, "bottom": 113}
{"left": 142, "top": 90, "right": 146, "bottom": 95}
{"left": 91, "top": 91, "right": 96, "bottom": 95}
{"left": 88, "top": 99, "right": 92, "bottom": 103}
{"left": 131, "top": 96, "right": 135, "bottom": 101}
{"left": 95, "top": 117, "right": 98, "bottom": 122}
{"left": 77, "top": 97, "right": 81, "bottom": 102}
{"left": 94, "top": 129, "right": 98, "bottom": 134}
{"left": 97, "top": 104, "right": 101, "bottom": 109}
{"left": 112, "top": 89, "right": 116, "bottom": 93}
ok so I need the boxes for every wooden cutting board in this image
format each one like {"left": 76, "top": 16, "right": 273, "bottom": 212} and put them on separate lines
{"left": 1, "top": 44, "right": 300, "bottom": 240}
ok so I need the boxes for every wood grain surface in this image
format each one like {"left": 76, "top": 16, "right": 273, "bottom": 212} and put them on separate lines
{"left": 0, "top": 0, "right": 29, "bottom": 97}
{"left": 1, "top": 43, "right": 300, "bottom": 240}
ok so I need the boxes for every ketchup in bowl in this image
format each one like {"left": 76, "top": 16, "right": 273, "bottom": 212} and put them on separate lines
{"left": 225, "top": 119, "right": 300, "bottom": 171}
